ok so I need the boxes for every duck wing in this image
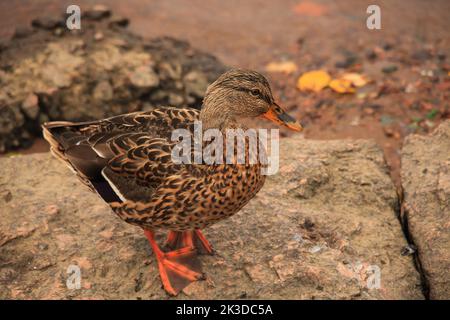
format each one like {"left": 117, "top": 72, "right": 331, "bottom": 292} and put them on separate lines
{"left": 42, "top": 107, "right": 199, "bottom": 204}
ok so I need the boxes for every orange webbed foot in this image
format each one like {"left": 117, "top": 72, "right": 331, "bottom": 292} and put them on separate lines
{"left": 144, "top": 230, "right": 204, "bottom": 296}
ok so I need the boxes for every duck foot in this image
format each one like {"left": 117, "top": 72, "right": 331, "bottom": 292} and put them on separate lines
{"left": 144, "top": 230, "right": 204, "bottom": 296}
{"left": 166, "top": 230, "right": 215, "bottom": 255}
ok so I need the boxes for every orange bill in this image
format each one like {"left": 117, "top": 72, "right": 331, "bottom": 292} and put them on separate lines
{"left": 261, "top": 103, "right": 303, "bottom": 132}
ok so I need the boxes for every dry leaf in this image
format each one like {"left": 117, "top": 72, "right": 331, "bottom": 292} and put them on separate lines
{"left": 329, "top": 78, "right": 355, "bottom": 93}
{"left": 293, "top": 1, "right": 328, "bottom": 17}
{"left": 265, "top": 61, "right": 298, "bottom": 74}
{"left": 341, "top": 73, "right": 368, "bottom": 87}
{"left": 297, "top": 70, "right": 331, "bottom": 92}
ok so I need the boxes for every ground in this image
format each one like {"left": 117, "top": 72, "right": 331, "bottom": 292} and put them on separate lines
{"left": 0, "top": 137, "right": 424, "bottom": 299}
{"left": 1, "top": 0, "right": 449, "bottom": 185}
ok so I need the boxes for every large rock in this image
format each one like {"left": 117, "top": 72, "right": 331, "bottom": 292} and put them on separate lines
{"left": 0, "top": 8, "right": 226, "bottom": 153}
{"left": 401, "top": 120, "right": 450, "bottom": 299}
{"left": 0, "top": 137, "right": 423, "bottom": 299}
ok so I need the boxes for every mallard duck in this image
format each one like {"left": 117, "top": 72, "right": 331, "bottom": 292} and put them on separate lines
{"left": 42, "top": 69, "right": 302, "bottom": 295}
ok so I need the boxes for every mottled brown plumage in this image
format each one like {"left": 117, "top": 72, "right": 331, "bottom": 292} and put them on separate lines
{"left": 42, "top": 68, "right": 302, "bottom": 295}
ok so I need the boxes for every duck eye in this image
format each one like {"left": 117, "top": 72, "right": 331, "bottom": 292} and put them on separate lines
{"left": 250, "top": 89, "right": 261, "bottom": 97}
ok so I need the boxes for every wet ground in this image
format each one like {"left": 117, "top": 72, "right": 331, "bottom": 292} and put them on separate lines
{"left": 1, "top": 0, "right": 449, "bottom": 186}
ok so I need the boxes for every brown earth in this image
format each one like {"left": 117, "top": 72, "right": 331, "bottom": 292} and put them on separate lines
{"left": 0, "top": 138, "right": 423, "bottom": 299}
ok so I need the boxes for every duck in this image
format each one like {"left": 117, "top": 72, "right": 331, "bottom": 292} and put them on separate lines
{"left": 42, "top": 68, "right": 302, "bottom": 295}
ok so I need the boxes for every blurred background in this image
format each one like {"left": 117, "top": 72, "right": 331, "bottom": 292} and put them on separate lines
{"left": 0, "top": 0, "right": 449, "bottom": 185}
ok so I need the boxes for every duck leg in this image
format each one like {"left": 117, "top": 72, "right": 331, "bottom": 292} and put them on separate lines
{"left": 193, "top": 230, "right": 214, "bottom": 255}
{"left": 144, "top": 230, "right": 204, "bottom": 296}
{"left": 165, "top": 231, "right": 184, "bottom": 250}
{"left": 166, "top": 230, "right": 214, "bottom": 255}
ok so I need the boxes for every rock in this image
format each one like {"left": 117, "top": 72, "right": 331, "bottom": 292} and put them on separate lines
{"left": 21, "top": 94, "right": 39, "bottom": 119}
{"left": 382, "top": 43, "right": 394, "bottom": 51}
{"left": 1, "top": 190, "right": 12, "bottom": 202}
{"left": 0, "top": 103, "right": 26, "bottom": 153}
{"left": 437, "top": 52, "right": 446, "bottom": 61}
{"left": 94, "top": 32, "right": 104, "bottom": 41}
{"left": 31, "top": 17, "right": 63, "bottom": 30}
{"left": 335, "top": 54, "right": 357, "bottom": 69}
{"left": 411, "top": 49, "right": 432, "bottom": 62}
{"left": 401, "top": 120, "right": 450, "bottom": 299}
{"left": 0, "top": 10, "right": 226, "bottom": 153}
{"left": 108, "top": 15, "right": 130, "bottom": 28}
{"left": 128, "top": 66, "right": 160, "bottom": 89}
{"left": 93, "top": 81, "right": 114, "bottom": 101}
{"left": 366, "top": 49, "right": 378, "bottom": 60}
{"left": 0, "top": 41, "right": 8, "bottom": 53}
{"left": 168, "top": 93, "right": 184, "bottom": 106}
{"left": 84, "top": 5, "right": 111, "bottom": 21}
{"left": 0, "top": 137, "right": 423, "bottom": 299}
{"left": 183, "top": 71, "right": 209, "bottom": 98}
{"left": 382, "top": 65, "right": 398, "bottom": 74}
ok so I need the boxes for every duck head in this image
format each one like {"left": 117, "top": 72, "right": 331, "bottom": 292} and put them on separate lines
{"left": 200, "top": 68, "right": 303, "bottom": 131}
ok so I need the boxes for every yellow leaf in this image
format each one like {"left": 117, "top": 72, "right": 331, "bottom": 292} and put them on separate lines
{"left": 329, "top": 78, "right": 355, "bottom": 93}
{"left": 293, "top": 2, "right": 328, "bottom": 17}
{"left": 297, "top": 70, "right": 331, "bottom": 92}
{"left": 341, "top": 73, "right": 368, "bottom": 87}
{"left": 265, "top": 61, "right": 298, "bottom": 74}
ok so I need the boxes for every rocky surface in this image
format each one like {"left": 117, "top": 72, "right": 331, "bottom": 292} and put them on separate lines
{"left": 0, "top": 137, "right": 423, "bottom": 299}
{"left": 0, "top": 7, "right": 226, "bottom": 153}
{"left": 401, "top": 120, "right": 450, "bottom": 299}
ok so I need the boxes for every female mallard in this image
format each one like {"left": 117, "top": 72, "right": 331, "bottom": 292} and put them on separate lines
{"left": 42, "top": 69, "right": 302, "bottom": 295}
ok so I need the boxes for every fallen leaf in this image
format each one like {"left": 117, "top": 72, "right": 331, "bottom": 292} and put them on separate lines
{"left": 421, "top": 101, "right": 434, "bottom": 111}
{"left": 437, "top": 81, "right": 450, "bottom": 91}
{"left": 329, "top": 78, "right": 355, "bottom": 93}
{"left": 357, "top": 92, "right": 368, "bottom": 99}
{"left": 426, "top": 109, "right": 439, "bottom": 119}
{"left": 382, "top": 65, "right": 398, "bottom": 74}
{"left": 297, "top": 70, "right": 331, "bottom": 92}
{"left": 265, "top": 61, "right": 298, "bottom": 74}
{"left": 293, "top": 1, "right": 328, "bottom": 17}
{"left": 341, "top": 73, "right": 368, "bottom": 87}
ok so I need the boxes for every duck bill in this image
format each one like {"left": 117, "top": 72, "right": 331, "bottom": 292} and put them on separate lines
{"left": 261, "top": 103, "right": 303, "bottom": 132}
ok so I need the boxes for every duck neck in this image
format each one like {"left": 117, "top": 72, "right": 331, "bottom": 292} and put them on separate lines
{"left": 199, "top": 99, "right": 237, "bottom": 132}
